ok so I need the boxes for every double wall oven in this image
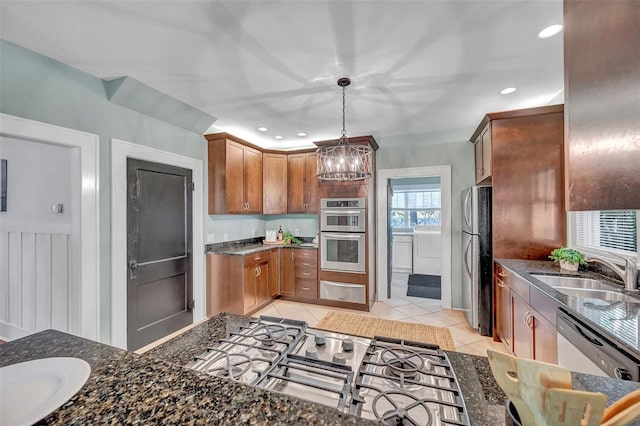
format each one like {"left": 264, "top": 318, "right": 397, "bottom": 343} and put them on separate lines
{"left": 320, "top": 198, "right": 367, "bottom": 304}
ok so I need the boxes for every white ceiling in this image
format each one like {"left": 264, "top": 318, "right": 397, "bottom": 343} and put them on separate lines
{"left": 0, "top": 0, "right": 564, "bottom": 149}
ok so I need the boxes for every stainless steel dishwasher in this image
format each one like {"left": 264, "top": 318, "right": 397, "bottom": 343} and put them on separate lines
{"left": 556, "top": 308, "right": 639, "bottom": 381}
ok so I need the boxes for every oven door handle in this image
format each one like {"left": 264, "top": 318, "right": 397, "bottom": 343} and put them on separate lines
{"left": 322, "top": 210, "right": 363, "bottom": 215}
{"left": 323, "top": 233, "right": 364, "bottom": 239}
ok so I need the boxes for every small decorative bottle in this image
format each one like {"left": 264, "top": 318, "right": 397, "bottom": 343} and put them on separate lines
{"left": 277, "top": 225, "right": 283, "bottom": 241}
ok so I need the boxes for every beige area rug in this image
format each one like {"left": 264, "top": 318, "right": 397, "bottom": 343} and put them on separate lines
{"left": 315, "top": 311, "right": 455, "bottom": 351}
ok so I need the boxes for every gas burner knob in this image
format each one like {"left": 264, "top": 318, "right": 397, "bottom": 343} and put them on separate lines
{"left": 333, "top": 353, "right": 346, "bottom": 365}
{"left": 305, "top": 347, "right": 319, "bottom": 359}
{"left": 342, "top": 338, "right": 354, "bottom": 352}
{"left": 315, "top": 333, "right": 326, "bottom": 346}
{"left": 614, "top": 367, "right": 632, "bottom": 380}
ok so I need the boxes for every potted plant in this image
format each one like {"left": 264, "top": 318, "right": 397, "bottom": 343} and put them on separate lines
{"left": 549, "top": 247, "right": 587, "bottom": 271}
{"left": 282, "top": 230, "right": 302, "bottom": 246}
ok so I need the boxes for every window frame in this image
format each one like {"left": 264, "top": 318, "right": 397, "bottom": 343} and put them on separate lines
{"left": 567, "top": 210, "right": 639, "bottom": 266}
{"left": 390, "top": 189, "right": 441, "bottom": 232}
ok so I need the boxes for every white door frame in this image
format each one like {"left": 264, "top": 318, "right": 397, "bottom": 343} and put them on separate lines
{"left": 0, "top": 113, "right": 100, "bottom": 340}
{"left": 376, "top": 165, "right": 452, "bottom": 309}
{"left": 111, "top": 138, "right": 204, "bottom": 350}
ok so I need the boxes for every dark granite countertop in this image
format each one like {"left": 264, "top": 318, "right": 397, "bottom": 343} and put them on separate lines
{"left": 495, "top": 259, "right": 640, "bottom": 359}
{"left": 0, "top": 317, "right": 369, "bottom": 425}
{"left": 3, "top": 313, "right": 638, "bottom": 425}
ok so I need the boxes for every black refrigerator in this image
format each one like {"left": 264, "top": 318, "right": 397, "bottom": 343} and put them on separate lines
{"left": 461, "top": 186, "right": 492, "bottom": 336}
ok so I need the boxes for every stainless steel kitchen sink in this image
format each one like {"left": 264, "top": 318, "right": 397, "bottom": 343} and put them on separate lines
{"left": 530, "top": 274, "right": 639, "bottom": 303}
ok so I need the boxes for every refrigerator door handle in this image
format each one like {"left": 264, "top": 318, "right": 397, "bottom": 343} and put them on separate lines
{"left": 464, "top": 236, "right": 473, "bottom": 276}
{"left": 463, "top": 189, "right": 472, "bottom": 232}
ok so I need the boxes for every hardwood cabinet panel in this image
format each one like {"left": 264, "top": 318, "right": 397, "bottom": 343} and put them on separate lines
{"left": 243, "top": 264, "right": 258, "bottom": 313}
{"left": 206, "top": 254, "right": 244, "bottom": 316}
{"left": 287, "top": 152, "right": 318, "bottom": 213}
{"left": 508, "top": 274, "right": 530, "bottom": 302}
{"left": 287, "top": 154, "right": 305, "bottom": 212}
{"left": 268, "top": 250, "right": 279, "bottom": 298}
{"left": 206, "top": 134, "right": 263, "bottom": 214}
{"left": 564, "top": 0, "right": 640, "bottom": 210}
{"left": 244, "top": 146, "right": 263, "bottom": 213}
{"left": 472, "top": 123, "right": 491, "bottom": 184}
{"left": 263, "top": 153, "right": 287, "bottom": 214}
{"left": 280, "top": 248, "right": 295, "bottom": 297}
{"left": 295, "top": 278, "right": 318, "bottom": 299}
{"left": 495, "top": 274, "right": 512, "bottom": 352}
{"left": 225, "top": 141, "right": 245, "bottom": 214}
{"left": 304, "top": 153, "right": 319, "bottom": 212}
{"left": 490, "top": 106, "right": 566, "bottom": 260}
{"left": 256, "top": 262, "right": 270, "bottom": 305}
{"left": 512, "top": 293, "right": 533, "bottom": 359}
{"left": 533, "top": 313, "right": 558, "bottom": 364}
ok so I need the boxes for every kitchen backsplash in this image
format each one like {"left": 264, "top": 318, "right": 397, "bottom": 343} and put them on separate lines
{"left": 205, "top": 214, "right": 317, "bottom": 243}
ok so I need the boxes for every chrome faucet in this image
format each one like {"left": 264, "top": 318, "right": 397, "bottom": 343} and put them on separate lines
{"left": 586, "top": 255, "right": 639, "bottom": 291}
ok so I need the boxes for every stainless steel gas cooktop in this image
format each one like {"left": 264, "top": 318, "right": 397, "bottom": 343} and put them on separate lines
{"left": 188, "top": 316, "right": 469, "bottom": 425}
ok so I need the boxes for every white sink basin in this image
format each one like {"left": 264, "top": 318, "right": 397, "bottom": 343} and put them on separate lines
{"left": 0, "top": 357, "right": 91, "bottom": 426}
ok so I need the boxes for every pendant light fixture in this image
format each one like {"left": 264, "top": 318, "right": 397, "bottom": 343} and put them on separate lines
{"left": 316, "top": 78, "right": 372, "bottom": 181}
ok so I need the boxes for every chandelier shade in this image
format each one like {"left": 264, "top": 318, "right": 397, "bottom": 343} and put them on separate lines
{"left": 316, "top": 77, "right": 372, "bottom": 182}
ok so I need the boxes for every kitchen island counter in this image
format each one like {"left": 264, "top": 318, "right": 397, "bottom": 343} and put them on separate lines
{"left": 2, "top": 313, "right": 638, "bottom": 425}
{"left": 0, "top": 319, "right": 369, "bottom": 425}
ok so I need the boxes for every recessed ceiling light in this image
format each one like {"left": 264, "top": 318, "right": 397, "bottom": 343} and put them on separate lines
{"left": 538, "top": 24, "right": 563, "bottom": 39}
{"left": 296, "top": 132, "right": 308, "bottom": 137}
{"left": 257, "top": 127, "right": 268, "bottom": 132}
{"left": 274, "top": 135, "right": 284, "bottom": 140}
{"left": 500, "top": 87, "right": 517, "bottom": 95}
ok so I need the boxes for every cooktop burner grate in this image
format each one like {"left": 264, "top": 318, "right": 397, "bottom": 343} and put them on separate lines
{"left": 351, "top": 336, "right": 469, "bottom": 426}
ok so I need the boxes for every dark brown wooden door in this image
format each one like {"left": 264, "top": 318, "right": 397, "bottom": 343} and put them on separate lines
{"left": 257, "top": 262, "right": 269, "bottom": 305}
{"left": 280, "top": 248, "right": 295, "bottom": 296}
{"left": 244, "top": 146, "right": 263, "bottom": 213}
{"left": 268, "top": 250, "right": 279, "bottom": 298}
{"left": 127, "top": 158, "right": 193, "bottom": 351}
{"left": 226, "top": 141, "right": 245, "bottom": 213}
{"left": 263, "top": 153, "right": 287, "bottom": 214}
{"left": 287, "top": 153, "right": 305, "bottom": 213}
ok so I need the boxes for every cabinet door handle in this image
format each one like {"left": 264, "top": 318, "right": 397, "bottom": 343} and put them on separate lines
{"left": 291, "top": 252, "right": 295, "bottom": 259}
{"left": 254, "top": 255, "right": 261, "bottom": 260}
{"left": 496, "top": 278, "right": 505, "bottom": 288}
{"left": 255, "top": 267, "right": 259, "bottom": 277}
{"left": 302, "top": 287, "right": 310, "bottom": 291}
{"left": 497, "top": 271, "right": 508, "bottom": 277}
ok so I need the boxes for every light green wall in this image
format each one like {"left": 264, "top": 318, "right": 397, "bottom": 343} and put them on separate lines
{"left": 377, "top": 128, "right": 476, "bottom": 308}
{"left": 0, "top": 40, "right": 207, "bottom": 343}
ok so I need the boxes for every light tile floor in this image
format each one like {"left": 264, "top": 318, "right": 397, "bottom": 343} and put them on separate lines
{"left": 255, "top": 273, "right": 508, "bottom": 357}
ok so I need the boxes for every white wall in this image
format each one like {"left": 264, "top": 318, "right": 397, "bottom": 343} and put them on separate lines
{"left": 0, "top": 136, "right": 72, "bottom": 224}
{"left": 376, "top": 128, "right": 475, "bottom": 309}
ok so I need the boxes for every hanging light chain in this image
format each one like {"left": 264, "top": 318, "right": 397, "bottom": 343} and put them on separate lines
{"left": 341, "top": 83, "right": 347, "bottom": 139}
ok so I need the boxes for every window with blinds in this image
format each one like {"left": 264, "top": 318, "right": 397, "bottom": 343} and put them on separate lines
{"left": 575, "top": 210, "right": 638, "bottom": 257}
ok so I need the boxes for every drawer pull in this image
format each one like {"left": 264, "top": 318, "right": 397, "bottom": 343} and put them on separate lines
{"left": 496, "top": 278, "right": 506, "bottom": 287}
{"left": 497, "top": 271, "right": 508, "bottom": 277}
{"left": 302, "top": 287, "right": 310, "bottom": 291}
{"left": 254, "top": 255, "right": 261, "bottom": 260}
{"left": 302, "top": 272, "right": 310, "bottom": 276}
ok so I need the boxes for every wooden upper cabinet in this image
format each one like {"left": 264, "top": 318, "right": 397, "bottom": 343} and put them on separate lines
{"left": 263, "top": 153, "right": 287, "bottom": 214}
{"left": 472, "top": 105, "right": 566, "bottom": 260}
{"left": 288, "top": 152, "right": 318, "bottom": 213}
{"left": 206, "top": 133, "right": 263, "bottom": 214}
{"left": 472, "top": 123, "right": 492, "bottom": 184}
{"left": 564, "top": 0, "right": 640, "bottom": 210}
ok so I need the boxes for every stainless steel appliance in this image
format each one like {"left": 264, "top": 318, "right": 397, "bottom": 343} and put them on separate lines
{"left": 320, "top": 197, "right": 367, "bottom": 274}
{"left": 557, "top": 308, "right": 638, "bottom": 381}
{"left": 320, "top": 280, "right": 367, "bottom": 304}
{"left": 461, "top": 186, "right": 492, "bottom": 336}
{"left": 188, "top": 316, "right": 470, "bottom": 424}
{"left": 320, "top": 232, "right": 366, "bottom": 273}
{"left": 320, "top": 198, "right": 366, "bottom": 232}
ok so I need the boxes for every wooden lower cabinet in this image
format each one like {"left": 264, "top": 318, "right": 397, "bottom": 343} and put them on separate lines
{"left": 280, "top": 248, "right": 295, "bottom": 296}
{"left": 494, "top": 262, "right": 558, "bottom": 364}
{"left": 495, "top": 273, "right": 512, "bottom": 351}
{"left": 512, "top": 293, "right": 533, "bottom": 359}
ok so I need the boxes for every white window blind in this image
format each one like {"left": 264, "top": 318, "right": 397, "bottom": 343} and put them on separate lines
{"left": 575, "top": 210, "right": 638, "bottom": 257}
